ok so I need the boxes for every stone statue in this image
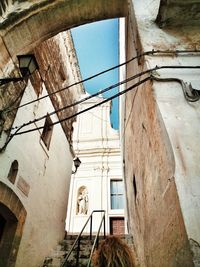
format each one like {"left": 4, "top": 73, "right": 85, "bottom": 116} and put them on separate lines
{"left": 77, "top": 187, "right": 88, "bottom": 215}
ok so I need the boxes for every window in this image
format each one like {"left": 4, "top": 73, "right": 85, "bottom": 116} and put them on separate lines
{"left": 7, "top": 160, "right": 18, "bottom": 184}
{"left": 110, "top": 180, "right": 124, "bottom": 209}
{"left": 41, "top": 114, "right": 53, "bottom": 150}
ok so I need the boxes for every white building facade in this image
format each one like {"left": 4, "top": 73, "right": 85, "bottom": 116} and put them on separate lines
{"left": 66, "top": 94, "right": 125, "bottom": 235}
{"left": 0, "top": 31, "right": 83, "bottom": 267}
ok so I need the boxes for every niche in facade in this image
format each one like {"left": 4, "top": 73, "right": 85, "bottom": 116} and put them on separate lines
{"left": 7, "top": 160, "right": 18, "bottom": 184}
{"left": 76, "top": 186, "right": 89, "bottom": 215}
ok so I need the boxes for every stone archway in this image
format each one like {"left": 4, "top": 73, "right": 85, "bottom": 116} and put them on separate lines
{"left": 0, "top": 0, "right": 127, "bottom": 70}
{"left": 0, "top": 182, "right": 27, "bottom": 267}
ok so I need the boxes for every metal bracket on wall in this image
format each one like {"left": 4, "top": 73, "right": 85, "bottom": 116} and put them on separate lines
{"left": 151, "top": 75, "right": 200, "bottom": 102}
{"left": 182, "top": 82, "right": 200, "bottom": 102}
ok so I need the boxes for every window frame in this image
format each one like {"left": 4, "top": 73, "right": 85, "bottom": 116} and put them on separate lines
{"left": 41, "top": 114, "right": 54, "bottom": 150}
{"left": 110, "top": 179, "right": 124, "bottom": 210}
{"left": 7, "top": 160, "right": 18, "bottom": 184}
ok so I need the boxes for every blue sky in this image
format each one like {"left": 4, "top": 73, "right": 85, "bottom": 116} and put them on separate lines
{"left": 71, "top": 19, "right": 119, "bottom": 129}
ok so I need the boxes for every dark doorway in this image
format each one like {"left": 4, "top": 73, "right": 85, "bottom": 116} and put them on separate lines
{"left": 0, "top": 203, "right": 18, "bottom": 267}
{"left": 110, "top": 217, "right": 125, "bottom": 235}
{"left": 0, "top": 214, "right": 6, "bottom": 242}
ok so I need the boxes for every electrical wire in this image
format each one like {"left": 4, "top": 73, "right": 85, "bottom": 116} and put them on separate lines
{"left": 0, "top": 63, "right": 200, "bottom": 152}
{"left": 4, "top": 49, "right": 200, "bottom": 113}
{"left": 16, "top": 76, "right": 152, "bottom": 135}
{"left": 11, "top": 64, "right": 200, "bottom": 132}
{"left": 7, "top": 62, "right": 200, "bottom": 135}
{"left": 11, "top": 68, "right": 150, "bottom": 131}
{"left": 6, "top": 53, "right": 140, "bottom": 112}
{"left": 0, "top": 76, "right": 151, "bottom": 152}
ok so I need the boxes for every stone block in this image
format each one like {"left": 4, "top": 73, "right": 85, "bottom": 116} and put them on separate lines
{"left": 0, "top": 36, "right": 10, "bottom": 73}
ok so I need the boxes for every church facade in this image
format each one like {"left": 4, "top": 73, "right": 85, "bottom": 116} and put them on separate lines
{"left": 66, "top": 94, "right": 125, "bottom": 236}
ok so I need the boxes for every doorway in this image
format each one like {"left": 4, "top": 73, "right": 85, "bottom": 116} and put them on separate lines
{"left": 0, "top": 182, "right": 27, "bottom": 267}
{"left": 110, "top": 217, "right": 125, "bottom": 235}
{"left": 0, "top": 214, "right": 6, "bottom": 242}
{"left": 0, "top": 203, "right": 18, "bottom": 267}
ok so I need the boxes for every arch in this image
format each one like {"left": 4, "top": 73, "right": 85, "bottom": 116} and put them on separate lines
{"left": 0, "top": 0, "right": 127, "bottom": 70}
{"left": 0, "top": 181, "right": 27, "bottom": 267}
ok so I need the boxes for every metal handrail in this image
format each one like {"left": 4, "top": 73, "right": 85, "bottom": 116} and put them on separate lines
{"left": 87, "top": 212, "right": 106, "bottom": 267}
{"left": 61, "top": 210, "right": 106, "bottom": 267}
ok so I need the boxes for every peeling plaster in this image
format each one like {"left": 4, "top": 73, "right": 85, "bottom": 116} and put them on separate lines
{"left": 190, "top": 239, "right": 200, "bottom": 266}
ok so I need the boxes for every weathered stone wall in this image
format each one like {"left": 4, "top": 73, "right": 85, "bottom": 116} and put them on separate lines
{"left": 33, "top": 31, "right": 83, "bottom": 145}
{"left": 0, "top": 31, "right": 83, "bottom": 150}
{"left": 123, "top": 0, "right": 200, "bottom": 266}
{"left": 156, "top": 0, "right": 200, "bottom": 27}
{"left": 0, "top": 78, "right": 25, "bottom": 136}
{"left": 0, "top": 0, "right": 127, "bottom": 72}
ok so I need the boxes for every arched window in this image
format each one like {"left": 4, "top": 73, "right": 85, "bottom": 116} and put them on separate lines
{"left": 7, "top": 160, "right": 18, "bottom": 184}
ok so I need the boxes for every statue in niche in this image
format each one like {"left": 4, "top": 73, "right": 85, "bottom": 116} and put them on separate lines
{"left": 77, "top": 186, "right": 89, "bottom": 215}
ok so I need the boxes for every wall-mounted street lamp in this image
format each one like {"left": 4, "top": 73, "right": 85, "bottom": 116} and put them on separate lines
{"left": 72, "top": 157, "right": 81, "bottom": 174}
{"left": 0, "top": 54, "right": 39, "bottom": 86}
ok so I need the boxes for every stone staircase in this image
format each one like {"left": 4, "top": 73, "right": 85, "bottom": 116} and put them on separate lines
{"left": 42, "top": 234, "right": 134, "bottom": 267}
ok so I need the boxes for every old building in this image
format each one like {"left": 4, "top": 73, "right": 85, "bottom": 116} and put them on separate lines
{"left": 0, "top": 0, "right": 200, "bottom": 266}
{"left": 122, "top": 2, "right": 200, "bottom": 266}
{"left": 66, "top": 93, "right": 125, "bottom": 236}
{"left": 0, "top": 31, "right": 83, "bottom": 267}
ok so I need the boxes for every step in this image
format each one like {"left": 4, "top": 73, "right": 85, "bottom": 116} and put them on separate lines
{"left": 42, "top": 234, "right": 134, "bottom": 267}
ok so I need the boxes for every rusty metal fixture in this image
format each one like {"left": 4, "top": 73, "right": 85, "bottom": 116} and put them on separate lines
{"left": 0, "top": 54, "right": 38, "bottom": 86}
{"left": 151, "top": 76, "right": 200, "bottom": 102}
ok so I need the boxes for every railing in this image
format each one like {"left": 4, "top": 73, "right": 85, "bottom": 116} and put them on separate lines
{"left": 61, "top": 210, "right": 106, "bottom": 267}
{"left": 87, "top": 211, "right": 106, "bottom": 267}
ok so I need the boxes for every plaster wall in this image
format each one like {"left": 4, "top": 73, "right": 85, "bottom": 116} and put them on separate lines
{"left": 0, "top": 81, "right": 73, "bottom": 267}
{"left": 0, "top": 31, "right": 82, "bottom": 267}
{"left": 123, "top": 0, "right": 200, "bottom": 265}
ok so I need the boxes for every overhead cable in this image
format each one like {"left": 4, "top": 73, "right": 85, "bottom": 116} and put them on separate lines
{"left": 11, "top": 64, "right": 200, "bottom": 131}
{"left": 15, "top": 77, "right": 152, "bottom": 135}
{"left": 5, "top": 62, "right": 200, "bottom": 139}
{"left": 1, "top": 63, "right": 200, "bottom": 152}
{"left": 11, "top": 69, "right": 149, "bottom": 130}
{"left": 5, "top": 49, "right": 200, "bottom": 113}
{"left": 0, "top": 76, "right": 151, "bottom": 151}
